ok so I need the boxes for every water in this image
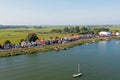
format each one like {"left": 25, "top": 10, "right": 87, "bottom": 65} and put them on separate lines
{"left": 0, "top": 41, "right": 120, "bottom": 80}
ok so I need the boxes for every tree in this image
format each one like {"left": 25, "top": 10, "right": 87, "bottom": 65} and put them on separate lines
{"left": 57, "top": 29, "right": 62, "bottom": 33}
{"left": 50, "top": 29, "right": 62, "bottom": 33}
{"left": 81, "top": 27, "right": 88, "bottom": 31}
{"left": 92, "top": 28, "right": 101, "bottom": 35}
{"left": 74, "top": 26, "right": 80, "bottom": 33}
{"left": 26, "top": 33, "right": 38, "bottom": 42}
{"left": 0, "top": 44, "right": 3, "bottom": 49}
{"left": 69, "top": 27, "right": 74, "bottom": 33}
{"left": 115, "top": 30, "right": 119, "bottom": 32}
{"left": 63, "top": 27, "right": 69, "bottom": 33}
{"left": 80, "top": 30, "right": 88, "bottom": 34}
{"left": 100, "top": 27, "right": 109, "bottom": 31}
{"left": 19, "top": 39, "right": 25, "bottom": 44}
{"left": 80, "top": 27, "right": 88, "bottom": 34}
{"left": 4, "top": 40, "right": 11, "bottom": 45}
{"left": 92, "top": 28, "right": 109, "bottom": 35}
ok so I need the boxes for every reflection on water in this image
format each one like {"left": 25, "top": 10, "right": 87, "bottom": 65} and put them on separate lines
{"left": 0, "top": 41, "right": 120, "bottom": 80}
{"left": 98, "top": 41, "right": 107, "bottom": 48}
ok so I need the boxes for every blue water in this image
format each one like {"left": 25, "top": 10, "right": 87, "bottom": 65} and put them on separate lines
{"left": 0, "top": 40, "right": 120, "bottom": 80}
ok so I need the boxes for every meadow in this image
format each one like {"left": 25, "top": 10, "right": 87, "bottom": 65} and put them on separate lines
{"left": 0, "top": 26, "right": 120, "bottom": 45}
{"left": 0, "top": 27, "right": 71, "bottom": 44}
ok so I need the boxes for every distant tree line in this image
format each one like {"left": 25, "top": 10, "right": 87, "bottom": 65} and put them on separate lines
{"left": 92, "top": 27, "right": 109, "bottom": 35}
{"left": 50, "top": 29, "right": 62, "bottom": 33}
{"left": 50, "top": 26, "right": 110, "bottom": 35}
{"left": 0, "top": 25, "right": 28, "bottom": 29}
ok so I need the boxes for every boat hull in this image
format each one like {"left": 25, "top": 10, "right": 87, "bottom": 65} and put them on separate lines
{"left": 72, "top": 73, "right": 82, "bottom": 77}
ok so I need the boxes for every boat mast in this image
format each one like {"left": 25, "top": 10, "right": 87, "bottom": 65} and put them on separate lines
{"left": 78, "top": 64, "right": 80, "bottom": 73}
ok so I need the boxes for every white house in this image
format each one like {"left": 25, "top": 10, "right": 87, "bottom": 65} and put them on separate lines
{"left": 99, "top": 31, "right": 111, "bottom": 36}
{"left": 21, "top": 41, "right": 27, "bottom": 48}
{"left": 116, "top": 32, "right": 120, "bottom": 36}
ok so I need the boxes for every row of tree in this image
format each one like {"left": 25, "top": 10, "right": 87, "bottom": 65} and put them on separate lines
{"left": 50, "top": 26, "right": 110, "bottom": 35}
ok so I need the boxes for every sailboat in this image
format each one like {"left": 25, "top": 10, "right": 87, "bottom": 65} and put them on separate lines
{"left": 72, "top": 64, "right": 82, "bottom": 77}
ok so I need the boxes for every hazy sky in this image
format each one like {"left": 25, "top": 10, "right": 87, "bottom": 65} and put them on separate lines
{"left": 0, "top": 0, "right": 120, "bottom": 25}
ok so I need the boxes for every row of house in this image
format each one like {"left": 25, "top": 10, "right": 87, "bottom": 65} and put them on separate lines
{"left": 0, "top": 32, "right": 120, "bottom": 50}
{"left": 0, "top": 34, "right": 94, "bottom": 50}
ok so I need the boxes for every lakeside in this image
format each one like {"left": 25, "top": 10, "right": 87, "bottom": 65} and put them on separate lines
{"left": 0, "top": 36, "right": 120, "bottom": 57}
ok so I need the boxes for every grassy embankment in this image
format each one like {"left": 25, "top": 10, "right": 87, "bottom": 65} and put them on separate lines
{"left": 0, "top": 36, "right": 120, "bottom": 57}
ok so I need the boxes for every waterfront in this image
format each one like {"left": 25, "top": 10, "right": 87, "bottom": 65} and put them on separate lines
{"left": 0, "top": 41, "right": 120, "bottom": 80}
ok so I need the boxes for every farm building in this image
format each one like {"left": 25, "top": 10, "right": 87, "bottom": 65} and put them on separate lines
{"left": 99, "top": 31, "right": 111, "bottom": 36}
{"left": 116, "top": 32, "right": 120, "bottom": 36}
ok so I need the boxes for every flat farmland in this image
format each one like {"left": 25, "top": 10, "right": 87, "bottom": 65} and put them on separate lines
{"left": 0, "top": 27, "right": 71, "bottom": 44}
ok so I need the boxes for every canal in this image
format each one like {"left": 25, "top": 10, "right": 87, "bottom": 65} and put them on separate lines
{"left": 0, "top": 41, "right": 120, "bottom": 80}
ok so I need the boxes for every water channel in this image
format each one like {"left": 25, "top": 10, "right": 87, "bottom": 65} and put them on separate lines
{"left": 0, "top": 40, "right": 120, "bottom": 80}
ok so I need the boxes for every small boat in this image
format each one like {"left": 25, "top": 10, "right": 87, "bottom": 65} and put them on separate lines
{"left": 72, "top": 64, "right": 82, "bottom": 77}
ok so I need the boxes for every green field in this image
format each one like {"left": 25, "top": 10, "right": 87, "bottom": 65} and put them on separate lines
{"left": 0, "top": 27, "right": 120, "bottom": 45}
{"left": 0, "top": 27, "right": 71, "bottom": 44}
{"left": 109, "top": 27, "right": 120, "bottom": 32}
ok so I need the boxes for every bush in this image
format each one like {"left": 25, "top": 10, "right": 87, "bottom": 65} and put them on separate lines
{"left": 4, "top": 40, "right": 11, "bottom": 45}
{"left": 26, "top": 33, "right": 38, "bottom": 42}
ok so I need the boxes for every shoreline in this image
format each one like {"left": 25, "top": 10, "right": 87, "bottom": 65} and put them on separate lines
{"left": 0, "top": 36, "right": 120, "bottom": 57}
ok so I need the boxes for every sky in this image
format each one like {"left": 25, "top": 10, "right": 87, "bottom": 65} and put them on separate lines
{"left": 0, "top": 0, "right": 120, "bottom": 25}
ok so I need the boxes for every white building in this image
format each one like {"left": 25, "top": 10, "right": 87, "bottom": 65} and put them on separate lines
{"left": 99, "top": 31, "right": 111, "bottom": 36}
{"left": 116, "top": 32, "right": 120, "bottom": 36}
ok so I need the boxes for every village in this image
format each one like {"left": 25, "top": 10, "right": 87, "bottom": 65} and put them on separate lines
{"left": 0, "top": 31, "right": 119, "bottom": 50}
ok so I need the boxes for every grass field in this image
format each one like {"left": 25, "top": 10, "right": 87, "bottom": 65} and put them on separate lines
{"left": 109, "top": 27, "right": 120, "bottom": 32}
{"left": 0, "top": 27, "right": 120, "bottom": 45}
{"left": 0, "top": 27, "right": 71, "bottom": 44}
